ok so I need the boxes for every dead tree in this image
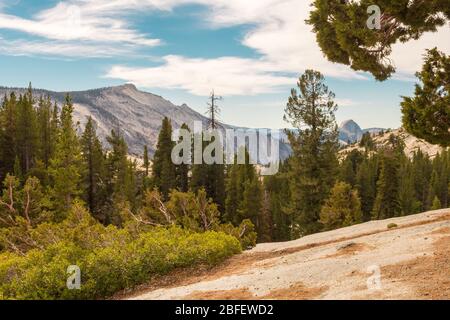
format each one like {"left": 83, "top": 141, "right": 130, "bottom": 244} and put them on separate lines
{"left": 206, "top": 90, "right": 222, "bottom": 130}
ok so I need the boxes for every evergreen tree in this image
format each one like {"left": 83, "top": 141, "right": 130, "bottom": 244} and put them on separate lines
{"left": 339, "top": 150, "right": 364, "bottom": 187}
{"left": 359, "top": 132, "right": 375, "bottom": 150}
{"left": 48, "top": 95, "right": 82, "bottom": 220}
{"left": 175, "top": 123, "right": 190, "bottom": 192}
{"left": 190, "top": 132, "right": 225, "bottom": 213}
{"left": 431, "top": 150, "right": 449, "bottom": 208}
{"left": 104, "top": 129, "right": 137, "bottom": 225}
{"left": 398, "top": 160, "right": 421, "bottom": 216}
{"left": 264, "top": 161, "right": 291, "bottom": 241}
{"left": 355, "top": 155, "right": 378, "bottom": 221}
{"left": 372, "top": 152, "right": 401, "bottom": 220}
{"left": 36, "top": 95, "right": 56, "bottom": 168}
{"left": 431, "top": 196, "right": 442, "bottom": 210}
{"left": 308, "top": 1, "right": 449, "bottom": 80}
{"left": 257, "top": 190, "right": 273, "bottom": 243}
{"left": 224, "top": 148, "right": 256, "bottom": 225}
{"left": 426, "top": 169, "right": 440, "bottom": 210}
{"left": 151, "top": 117, "right": 176, "bottom": 200}
{"left": 15, "top": 85, "right": 38, "bottom": 173}
{"left": 239, "top": 177, "right": 263, "bottom": 231}
{"left": 81, "top": 117, "right": 106, "bottom": 221}
{"left": 402, "top": 49, "right": 450, "bottom": 147}
{"left": 224, "top": 161, "right": 239, "bottom": 224}
{"left": 411, "top": 150, "right": 433, "bottom": 212}
{"left": 0, "top": 93, "right": 17, "bottom": 181}
{"left": 143, "top": 145, "right": 150, "bottom": 177}
{"left": 284, "top": 70, "right": 339, "bottom": 236}
{"left": 320, "top": 181, "right": 362, "bottom": 231}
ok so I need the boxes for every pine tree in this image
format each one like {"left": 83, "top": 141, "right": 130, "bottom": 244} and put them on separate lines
{"left": 105, "top": 129, "right": 137, "bottom": 224}
{"left": 264, "top": 161, "right": 291, "bottom": 241}
{"left": 426, "top": 169, "right": 440, "bottom": 210}
{"left": 0, "top": 93, "right": 17, "bottom": 181}
{"left": 372, "top": 152, "right": 401, "bottom": 220}
{"left": 431, "top": 151, "right": 449, "bottom": 208}
{"left": 398, "top": 160, "right": 421, "bottom": 216}
{"left": 402, "top": 49, "right": 450, "bottom": 147}
{"left": 339, "top": 150, "right": 364, "bottom": 187}
{"left": 431, "top": 196, "right": 442, "bottom": 210}
{"left": 175, "top": 123, "right": 190, "bottom": 192}
{"left": 143, "top": 145, "right": 150, "bottom": 177}
{"left": 355, "top": 155, "right": 378, "bottom": 221}
{"left": 48, "top": 94, "right": 82, "bottom": 220}
{"left": 36, "top": 95, "right": 56, "bottom": 168}
{"left": 151, "top": 117, "right": 176, "bottom": 200}
{"left": 224, "top": 162, "right": 239, "bottom": 224}
{"left": 308, "top": 1, "right": 449, "bottom": 80}
{"left": 81, "top": 116, "right": 106, "bottom": 220}
{"left": 257, "top": 190, "right": 273, "bottom": 243}
{"left": 320, "top": 181, "right": 362, "bottom": 231}
{"left": 239, "top": 176, "right": 263, "bottom": 230}
{"left": 411, "top": 150, "right": 433, "bottom": 212}
{"left": 359, "top": 132, "right": 375, "bottom": 150}
{"left": 224, "top": 148, "right": 256, "bottom": 225}
{"left": 15, "top": 84, "right": 38, "bottom": 173}
{"left": 190, "top": 132, "right": 226, "bottom": 213}
{"left": 284, "top": 70, "right": 339, "bottom": 236}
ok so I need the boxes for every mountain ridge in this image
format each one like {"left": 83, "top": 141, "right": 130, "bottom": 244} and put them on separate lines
{"left": 0, "top": 84, "right": 213, "bottom": 156}
{"left": 2, "top": 84, "right": 431, "bottom": 161}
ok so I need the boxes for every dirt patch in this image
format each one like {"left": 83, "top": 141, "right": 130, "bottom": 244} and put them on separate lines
{"left": 262, "top": 283, "right": 327, "bottom": 300}
{"left": 184, "top": 283, "right": 327, "bottom": 300}
{"left": 382, "top": 236, "right": 450, "bottom": 300}
{"left": 326, "top": 242, "right": 373, "bottom": 258}
{"left": 431, "top": 226, "right": 450, "bottom": 235}
{"left": 186, "top": 288, "right": 255, "bottom": 300}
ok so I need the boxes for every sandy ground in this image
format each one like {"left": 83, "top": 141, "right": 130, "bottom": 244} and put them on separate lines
{"left": 121, "top": 209, "right": 450, "bottom": 300}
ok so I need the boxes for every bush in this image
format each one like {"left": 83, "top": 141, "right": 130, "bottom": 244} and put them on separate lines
{"left": 320, "top": 182, "right": 362, "bottom": 231}
{"left": 387, "top": 223, "right": 398, "bottom": 229}
{"left": 0, "top": 226, "right": 241, "bottom": 300}
{"left": 215, "top": 219, "right": 257, "bottom": 249}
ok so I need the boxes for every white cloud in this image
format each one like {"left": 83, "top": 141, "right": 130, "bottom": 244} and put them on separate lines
{"left": 391, "top": 25, "right": 450, "bottom": 77}
{"left": 0, "top": 37, "right": 134, "bottom": 58}
{"left": 335, "top": 99, "right": 359, "bottom": 108}
{"left": 0, "top": 1, "right": 160, "bottom": 49}
{"left": 105, "top": 55, "right": 294, "bottom": 95}
{"left": 105, "top": 0, "right": 368, "bottom": 95}
{"left": 104, "top": 0, "right": 449, "bottom": 96}
{"left": 1, "top": 0, "right": 449, "bottom": 96}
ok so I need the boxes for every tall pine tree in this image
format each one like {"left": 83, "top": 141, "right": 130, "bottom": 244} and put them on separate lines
{"left": 81, "top": 116, "right": 107, "bottom": 221}
{"left": 48, "top": 94, "right": 82, "bottom": 220}
{"left": 284, "top": 70, "right": 339, "bottom": 236}
{"left": 151, "top": 117, "right": 176, "bottom": 200}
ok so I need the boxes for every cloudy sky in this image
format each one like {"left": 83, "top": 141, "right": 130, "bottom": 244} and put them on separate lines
{"left": 0, "top": 0, "right": 449, "bottom": 129}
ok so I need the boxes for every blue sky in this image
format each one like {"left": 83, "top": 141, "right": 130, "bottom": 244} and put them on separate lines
{"left": 0, "top": 0, "right": 449, "bottom": 129}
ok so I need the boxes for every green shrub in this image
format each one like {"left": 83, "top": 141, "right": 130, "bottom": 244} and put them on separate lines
{"left": 387, "top": 223, "right": 398, "bottom": 229}
{"left": 0, "top": 227, "right": 240, "bottom": 300}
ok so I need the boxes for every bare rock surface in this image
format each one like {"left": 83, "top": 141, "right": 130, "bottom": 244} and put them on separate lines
{"left": 125, "top": 209, "right": 450, "bottom": 300}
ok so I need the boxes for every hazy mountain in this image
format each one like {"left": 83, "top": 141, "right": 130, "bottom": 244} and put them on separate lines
{"left": 339, "top": 119, "right": 385, "bottom": 144}
{"left": 0, "top": 84, "right": 293, "bottom": 159}
{"left": 0, "top": 84, "right": 220, "bottom": 156}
